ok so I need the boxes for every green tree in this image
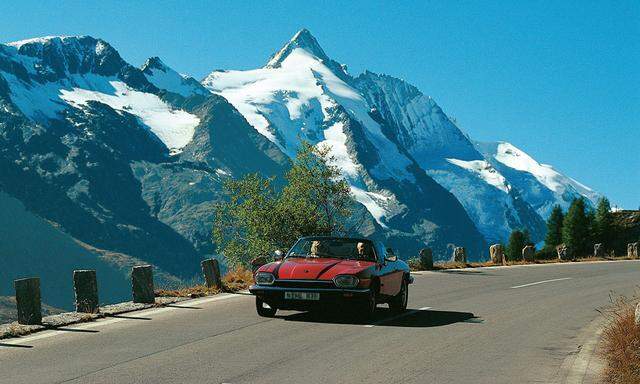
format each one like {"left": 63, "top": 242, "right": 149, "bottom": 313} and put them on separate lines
{"left": 593, "top": 197, "right": 614, "bottom": 248}
{"left": 562, "top": 197, "right": 590, "bottom": 258}
{"left": 544, "top": 205, "right": 564, "bottom": 250}
{"left": 507, "top": 229, "right": 531, "bottom": 261}
{"left": 213, "top": 142, "right": 353, "bottom": 267}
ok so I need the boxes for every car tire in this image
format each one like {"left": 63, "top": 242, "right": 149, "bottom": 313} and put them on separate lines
{"left": 389, "top": 278, "right": 408, "bottom": 314}
{"left": 256, "top": 297, "right": 277, "bottom": 317}
{"left": 354, "top": 289, "right": 377, "bottom": 320}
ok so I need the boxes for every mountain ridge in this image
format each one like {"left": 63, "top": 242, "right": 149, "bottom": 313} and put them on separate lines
{"left": 0, "top": 31, "right": 600, "bottom": 309}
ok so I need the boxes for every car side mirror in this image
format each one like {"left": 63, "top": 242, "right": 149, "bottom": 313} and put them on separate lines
{"left": 274, "top": 250, "right": 284, "bottom": 261}
{"left": 385, "top": 248, "right": 397, "bottom": 262}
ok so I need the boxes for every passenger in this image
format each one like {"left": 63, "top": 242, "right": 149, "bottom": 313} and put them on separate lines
{"left": 356, "top": 242, "right": 372, "bottom": 260}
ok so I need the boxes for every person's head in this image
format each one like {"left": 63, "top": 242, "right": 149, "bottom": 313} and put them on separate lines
{"left": 310, "top": 240, "right": 321, "bottom": 255}
{"left": 357, "top": 242, "right": 370, "bottom": 256}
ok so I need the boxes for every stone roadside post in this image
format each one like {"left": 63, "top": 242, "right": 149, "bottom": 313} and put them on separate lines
{"left": 73, "top": 270, "right": 99, "bottom": 313}
{"left": 490, "top": 244, "right": 505, "bottom": 265}
{"left": 132, "top": 265, "right": 155, "bottom": 304}
{"left": 593, "top": 243, "right": 604, "bottom": 258}
{"left": 522, "top": 245, "right": 535, "bottom": 262}
{"left": 556, "top": 243, "right": 567, "bottom": 260}
{"left": 201, "top": 258, "right": 222, "bottom": 289}
{"left": 14, "top": 277, "right": 42, "bottom": 325}
{"left": 628, "top": 242, "right": 639, "bottom": 259}
{"left": 420, "top": 248, "right": 434, "bottom": 269}
{"left": 453, "top": 247, "right": 467, "bottom": 263}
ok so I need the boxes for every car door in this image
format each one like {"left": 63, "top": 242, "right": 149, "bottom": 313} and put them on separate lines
{"left": 375, "top": 243, "right": 403, "bottom": 297}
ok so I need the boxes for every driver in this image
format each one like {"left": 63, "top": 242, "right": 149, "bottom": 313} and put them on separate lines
{"left": 356, "top": 242, "right": 372, "bottom": 260}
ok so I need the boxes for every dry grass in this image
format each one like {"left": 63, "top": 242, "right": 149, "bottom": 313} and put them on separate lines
{"left": 0, "top": 323, "right": 44, "bottom": 339}
{"left": 221, "top": 266, "right": 254, "bottom": 292}
{"left": 155, "top": 266, "right": 254, "bottom": 298}
{"left": 599, "top": 295, "right": 640, "bottom": 384}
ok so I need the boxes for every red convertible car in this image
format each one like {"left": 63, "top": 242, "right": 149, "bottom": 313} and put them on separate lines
{"left": 249, "top": 236, "right": 412, "bottom": 318}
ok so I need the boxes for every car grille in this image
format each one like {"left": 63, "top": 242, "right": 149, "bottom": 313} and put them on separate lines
{"left": 273, "top": 280, "right": 335, "bottom": 289}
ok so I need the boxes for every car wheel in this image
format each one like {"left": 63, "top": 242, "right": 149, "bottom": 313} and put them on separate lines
{"left": 256, "top": 297, "right": 277, "bottom": 317}
{"left": 389, "top": 278, "right": 408, "bottom": 314}
{"left": 355, "top": 289, "right": 377, "bottom": 320}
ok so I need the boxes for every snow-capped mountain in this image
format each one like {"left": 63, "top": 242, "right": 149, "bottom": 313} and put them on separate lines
{"left": 353, "top": 72, "right": 548, "bottom": 242}
{"left": 475, "top": 141, "right": 600, "bottom": 217}
{"left": 203, "top": 29, "right": 487, "bottom": 256}
{"left": 0, "top": 30, "right": 600, "bottom": 310}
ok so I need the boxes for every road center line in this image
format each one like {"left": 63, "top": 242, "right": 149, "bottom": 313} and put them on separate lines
{"left": 510, "top": 277, "right": 572, "bottom": 289}
{"left": 363, "top": 306, "right": 432, "bottom": 328}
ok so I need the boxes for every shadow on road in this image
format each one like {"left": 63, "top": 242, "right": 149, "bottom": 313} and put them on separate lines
{"left": 0, "top": 343, "right": 33, "bottom": 349}
{"left": 106, "top": 314, "right": 152, "bottom": 320}
{"left": 434, "top": 269, "right": 494, "bottom": 276}
{"left": 279, "top": 308, "right": 481, "bottom": 328}
{"left": 46, "top": 327, "right": 99, "bottom": 333}
{"left": 165, "top": 304, "right": 203, "bottom": 310}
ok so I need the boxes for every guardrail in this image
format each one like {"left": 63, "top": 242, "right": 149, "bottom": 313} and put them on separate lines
{"left": 9, "top": 242, "right": 640, "bottom": 326}
{"left": 11, "top": 258, "right": 221, "bottom": 325}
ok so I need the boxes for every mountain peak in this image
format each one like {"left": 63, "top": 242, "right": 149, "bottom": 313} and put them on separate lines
{"left": 141, "top": 57, "right": 168, "bottom": 73}
{"left": 265, "top": 28, "right": 329, "bottom": 68}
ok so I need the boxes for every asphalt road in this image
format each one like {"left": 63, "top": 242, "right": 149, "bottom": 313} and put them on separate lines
{"left": 1, "top": 260, "right": 639, "bottom": 384}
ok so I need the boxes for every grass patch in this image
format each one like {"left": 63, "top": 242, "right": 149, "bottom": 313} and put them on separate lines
{"left": 599, "top": 295, "right": 640, "bottom": 384}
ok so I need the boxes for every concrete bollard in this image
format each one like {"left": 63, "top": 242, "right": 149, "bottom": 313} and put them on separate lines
{"left": 201, "top": 258, "right": 222, "bottom": 289}
{"left": 420, "top": 248, "right": 434, "bottom": 269}
{"left": 628, "top": 242, "right": 639, "bottom": 259}
{"left": 490, "top": 244, "right": 505, "bottom": 265}
{"left": 73, "top": 270, "right": 99, "bottom": 313}
{"left": 132, "top": 265, "right": 155, "bottom": 304}
{"left": 14, "top": 277, "right": 42, "bottom": 325}
{"left": 556, "top": 243, "right": 567, "bottom": 260}
{"left": 593, "top": 243, "right": 605, "bottom": 258}
{"left": 522, "top": 245, "right": 535, "bottom": 262}
{"left": 453, "top": 247, "right": 467, "bottom": 263}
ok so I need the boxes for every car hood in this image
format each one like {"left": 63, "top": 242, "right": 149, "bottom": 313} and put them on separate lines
{"left": 263, "top": 258, "right": 375, "bottom": 280}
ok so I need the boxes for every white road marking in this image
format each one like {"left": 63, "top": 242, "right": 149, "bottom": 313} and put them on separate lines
{"left": 363, "top": 306, "right": 432, "bottom": 328}
{"left": 510, "top": 277, "right": 572, "bottom": 289}
{"left": 2, "top": 293, "right": 249, "bottom": 345}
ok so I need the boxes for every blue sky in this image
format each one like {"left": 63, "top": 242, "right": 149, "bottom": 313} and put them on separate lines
{"left": 2, "top": 1, "right": 638, "bottom": 208}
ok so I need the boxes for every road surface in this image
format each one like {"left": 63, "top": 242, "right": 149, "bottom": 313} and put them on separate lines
{"left": 1, "top": 260, "right": 638, "bottom": 384}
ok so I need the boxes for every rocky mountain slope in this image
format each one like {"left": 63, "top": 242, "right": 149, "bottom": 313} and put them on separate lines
{"left": 0, "top": 31, "right": 600, "bottom": 307}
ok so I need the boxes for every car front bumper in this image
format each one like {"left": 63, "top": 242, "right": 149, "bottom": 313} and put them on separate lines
{"left": 249, "top": 284, "right": 372, "bottom": 311}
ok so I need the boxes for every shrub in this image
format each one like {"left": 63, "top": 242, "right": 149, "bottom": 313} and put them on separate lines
{"left": 407, "top": 258, "right": 422, "bottom": 271}
{"left": 599, "top": 295, "right": 640, "bottom": 384}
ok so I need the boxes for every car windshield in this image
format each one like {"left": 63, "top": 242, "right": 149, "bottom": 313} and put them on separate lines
{"left": 287, "top": 238, "right": 377, "bottom": 262}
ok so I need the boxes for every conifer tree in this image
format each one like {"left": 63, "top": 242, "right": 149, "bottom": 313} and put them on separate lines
{"left": 594, "top": 197, "right": 614, "bottom": 248}
{"left": 544, "top": 205, "right": 564, "bottom": 250}
{"left": 507, "top": 229, "right": 531, "bottom": 261}
{"left": 562, "top": 198, "right": 590, "bottom": 258}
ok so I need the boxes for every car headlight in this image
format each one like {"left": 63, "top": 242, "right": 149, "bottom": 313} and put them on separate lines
{"left": 333, "top": 275, "right": 360, "bottom": 288}
{"left": 255, "top": 272, "right": 276, "bottom": 285}
{"left": 255, "top": 272, "right": 275, "bottom": 285}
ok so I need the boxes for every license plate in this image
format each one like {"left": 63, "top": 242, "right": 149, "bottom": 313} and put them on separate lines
{"left": 284, "top": 291, "right": 320, "bottom": 300}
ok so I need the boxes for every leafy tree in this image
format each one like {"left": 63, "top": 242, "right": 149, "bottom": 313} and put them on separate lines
{"left": 593, "top": 197, "right": 614, "bottom": 248}
{"left": 562, "top": 197, "right": 590, "bottom": 258}
{"left": 544, "top": 205, "right": 564, "bottom": 250}
{"left": 213, "top": 142, "right": 353, "bottom": 267}
{"left": 507, "top": 229, "right": 531, "bottom": 261}
{"left": 278, "top": 142, "right": 352, "bottom": 240}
